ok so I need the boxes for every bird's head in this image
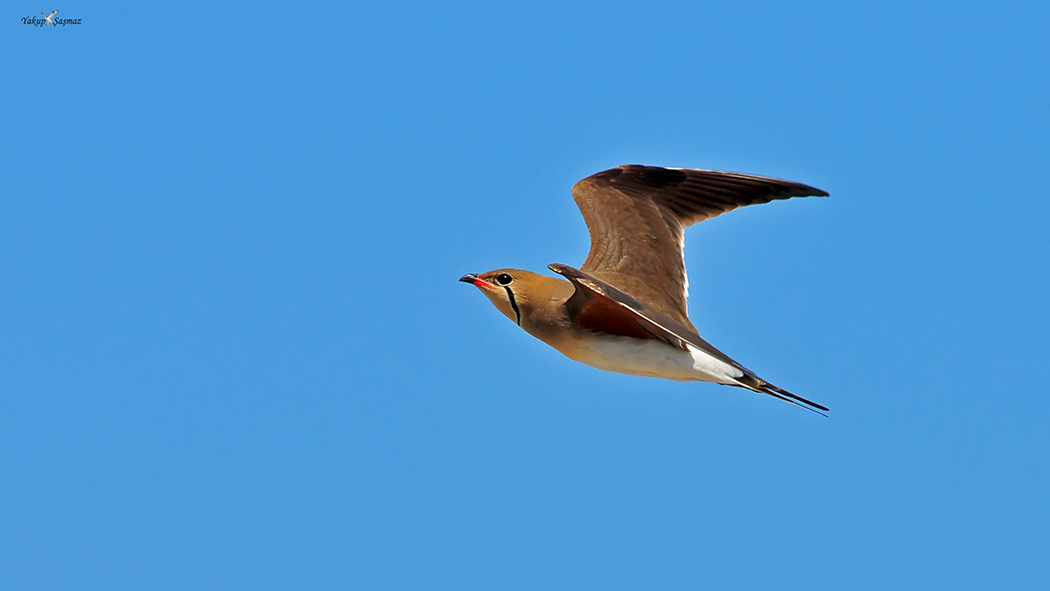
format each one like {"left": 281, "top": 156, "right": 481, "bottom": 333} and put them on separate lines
{"left": 459, "top": 268, "right": 565, "bottom": 326}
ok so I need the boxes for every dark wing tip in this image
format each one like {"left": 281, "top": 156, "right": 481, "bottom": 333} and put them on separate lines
{"left": 793, "top": 183, "right": 830, "bottom": 198}
{"left": 736, "top": 373, "right": 829, "bottom": 416}
{"left": 757, "top": 388, "right": 829, "bottom": 417}
{"left": 761, "top": 382, "right": 830, "bottom": 416}
{"left": 576, "top": 164, "right": 829, "bottom": 199}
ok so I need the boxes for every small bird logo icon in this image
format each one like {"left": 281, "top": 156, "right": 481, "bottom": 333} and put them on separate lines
{"left": 41, "top": 10, "right": 58, "bottom": 26}
{"left": 461, "top": 165, "right": 830, "bottom": 415}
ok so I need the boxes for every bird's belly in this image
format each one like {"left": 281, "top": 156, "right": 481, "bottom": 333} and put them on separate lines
{"left": 558, "top": 334, "right": 741, "bottom": 383}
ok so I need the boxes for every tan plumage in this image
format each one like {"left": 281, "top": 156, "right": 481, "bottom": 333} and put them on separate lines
{"left": 461, "top": 164, "right": 829, "bottom": 414}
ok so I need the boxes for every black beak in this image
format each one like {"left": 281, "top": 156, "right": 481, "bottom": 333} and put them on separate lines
{"left": 459, "top": 273, "right": 479, "bottom": 284}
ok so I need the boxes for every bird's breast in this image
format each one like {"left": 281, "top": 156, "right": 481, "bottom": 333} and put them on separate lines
{"left": 548, "top": 332, "right": 741, "bottom": 384}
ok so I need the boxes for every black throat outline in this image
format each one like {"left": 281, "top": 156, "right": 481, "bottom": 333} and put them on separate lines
{"left": 503, "top": 286, "right": 521, "bottom": 325}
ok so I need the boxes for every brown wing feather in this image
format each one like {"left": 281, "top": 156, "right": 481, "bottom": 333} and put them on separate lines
{"left": 552, "top": 263, "right": 731, "bottom": 356}
{"left": 575, "top": 292, "right": 659, "bottom": 341}
{"left": 550, "top": 263, "right": 829, "bottom": 415}
{"left": 571, "top": 165, "right": 828, "bottom": 325}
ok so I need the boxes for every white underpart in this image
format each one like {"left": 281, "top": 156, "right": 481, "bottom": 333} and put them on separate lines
{"left": 569, "top": 334, "right": 744, "bottom": 384}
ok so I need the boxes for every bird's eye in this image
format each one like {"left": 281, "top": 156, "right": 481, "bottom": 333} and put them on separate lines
{"left": 495, "top": 273, "right": 513, "bottom": 286}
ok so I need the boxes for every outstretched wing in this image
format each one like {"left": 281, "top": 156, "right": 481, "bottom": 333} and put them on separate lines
{"left": 571, "top": 165, "right": 828, "bottom": 327}
{"left": 550, "top": 263, "right": 829, "bottom": 415}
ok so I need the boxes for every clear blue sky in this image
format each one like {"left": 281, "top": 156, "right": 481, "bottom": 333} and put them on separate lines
{"left": 4, "top": 1, "right": 1049, "bottom": 589}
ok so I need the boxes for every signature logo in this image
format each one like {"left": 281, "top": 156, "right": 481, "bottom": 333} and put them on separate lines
{"left": 22, "top": 9, "right": 81, "bottom": 27}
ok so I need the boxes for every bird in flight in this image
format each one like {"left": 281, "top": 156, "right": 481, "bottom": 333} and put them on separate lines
{"left": 41, "top": 10, "right": 58, "bottom": 26}
{"left": 460, "top": 164, "right": 830, "bottom": 414}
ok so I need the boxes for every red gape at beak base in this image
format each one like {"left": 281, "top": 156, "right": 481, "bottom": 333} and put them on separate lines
{"left": 459, "top": 274, "right": 494, "bottom": 289}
